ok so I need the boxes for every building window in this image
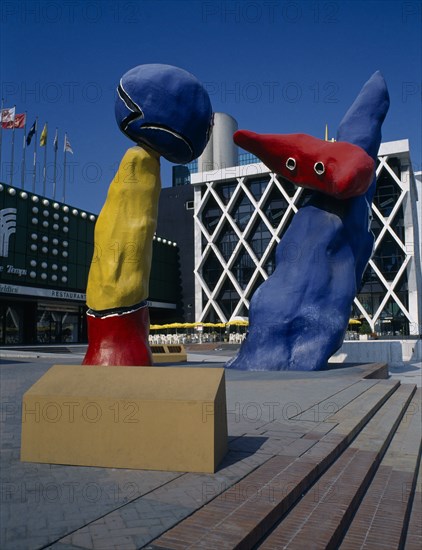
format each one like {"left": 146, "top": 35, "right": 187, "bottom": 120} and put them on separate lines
{"left": 245, "top": 176, "right": 268, "bottom": 201}
{"left": 232, "top": 250, "right": 255, "bottom": 290}
{"left": 373, "top": 160, "right": 402, "bottom": 218}
{"left": 187, "top": 159, "right": 198, "bottom": 174}
{"left": 216, "top": 222, "right": 238, "bottom": 261}
{"left": 172, "top": 165, "right": 191, "bottom": 186}
{"left": 232, "top": 193, "right": 254, "bottom": 231}
{"left": 372, "top": 234, "right": 405, "bottom": 281}
{"left": 202, "top": 196, "right": 222, "bottom": 235}
{"left": 249, "top": 219, "right": 271, "bottom": 260}
{"left": 0, "top": 304, "right": 24, "bottom": 344}
{"left": 263, "top": 187, "right": 289, "bottom": 228}
{"left": 239, "top": 152, "right": 260, "bottom": 166}
{"left": 216, "top": 181, "right": 237, "bottom": 205}
{"left": 202, "top": 251, "right": 223, "bottom": 291}
{"left": 216, "top": 279, "right": 239, "bottom": 319}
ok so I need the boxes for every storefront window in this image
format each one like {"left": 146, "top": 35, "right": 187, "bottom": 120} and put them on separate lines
{"left": 36, "top": 310, "right": 79, "bottom": 344}
{"left": 62, "top": 313, "right": 78, "bottom": 343}
{"left": 1, "top": 305, "right": 24, "bottom": 344}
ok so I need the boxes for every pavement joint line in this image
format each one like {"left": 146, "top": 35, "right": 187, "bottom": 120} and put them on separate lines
{"left": 144, "top": 454, "right": 279, "bottom": 547}
{"left": 155, "top": 447, "right": 335, "bottom": 545}
{"left": 277, "top": 449, "right": 360, "bottom": 549}
{"left": 340, "top": 389, "right": 422, "bottom": 549}
{"left": 38, "top": 473, "right": 187, "bottom": 550}
{"left": 326, "top": 380, "right": 400, "bottom": 433}
{"left": 405, "top": 455, "right": 422, "bottom": 547}
{"left": 51, "top": 452, "right": 278, "bottom": 550}
{"left": 288, "top": 378, "right": 379, "bottom": 421}
{"left": 149, "top": 381, "right": 407, "bottom": 548}
{"left": 261, "top": 385, "right": 417, "bottom": 549}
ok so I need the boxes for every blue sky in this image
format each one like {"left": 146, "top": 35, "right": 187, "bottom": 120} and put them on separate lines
{"left": 1, "top": 0, "right": 420, "bottom": 214}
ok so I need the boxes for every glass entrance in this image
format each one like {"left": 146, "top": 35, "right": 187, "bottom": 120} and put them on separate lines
{"left": 36, "top": 311, "right": 79, "bottom": 344}
{"left": 0, "top": 304, "right": 24, "bottom": 344}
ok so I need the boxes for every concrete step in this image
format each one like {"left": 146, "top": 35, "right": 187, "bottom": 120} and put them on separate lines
{"left": 405, "top": 458, "right": 422, "bottom": 549}
{"left": 258, "top": 384, "right": 417, "bottom": 549}
{"left": 146, "top": 380, "right": 402, "bottom": 549}
{"left": 340, "top": 388, "right": 421, "bottom": 549}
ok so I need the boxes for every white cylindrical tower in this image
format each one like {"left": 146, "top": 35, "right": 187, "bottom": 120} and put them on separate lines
{"left": 197, "top": 133, "right": 213, "bottom": 172}
{"left": 197, "top": 112, "right": 238, "bottom": 172}
{"left": 212, "top": 112, "right": 238, "bottom": 170}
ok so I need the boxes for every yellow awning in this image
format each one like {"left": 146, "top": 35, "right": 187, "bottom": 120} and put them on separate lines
{"left": 226, "top": 320, "right": 249, "bottom": 326}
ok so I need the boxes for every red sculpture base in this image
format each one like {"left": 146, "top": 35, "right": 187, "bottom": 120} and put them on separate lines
{"left": 82, "top": 306, "right": 153, "bottom": 366}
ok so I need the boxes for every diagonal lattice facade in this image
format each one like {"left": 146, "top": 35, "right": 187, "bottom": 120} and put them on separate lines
{"left": 192, "top": 140, "right": 421, "bottom": 336}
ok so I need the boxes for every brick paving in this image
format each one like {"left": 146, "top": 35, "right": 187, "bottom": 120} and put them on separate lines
{"left": 149, "top": 381, "right": 413, "bottom": 550}
{"left": 1, "top": 353, "right": 420, "bottom": 550}
{"left": 405, "top": 460, "right": 422, "bottom": 549}
{"left": 258, "top": 384, "right": 417, "bottom": 549}
{"left": 340, "top": 389, "right": 422, "bottom": 550}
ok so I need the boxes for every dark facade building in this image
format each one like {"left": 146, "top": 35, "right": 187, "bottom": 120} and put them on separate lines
{"left": 0, "top": 182, "right": 182, "bottom": 345}
{"left": 172, "top": 165, "right": 191, "bottom": 187}
{"left": 156, "top": 184, "right": 195, "bottom": 323}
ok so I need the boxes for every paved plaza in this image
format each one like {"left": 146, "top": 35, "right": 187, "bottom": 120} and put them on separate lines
{"left": 0, "top": 346, "right": 421, "bottom": 549}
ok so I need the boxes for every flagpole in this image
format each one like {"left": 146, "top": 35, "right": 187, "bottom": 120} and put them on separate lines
{"left": 21, "top": 112, "right": 27, "bottom": 189}
{"left": 0, "top": 98, "right": 4, "bottom": 176}
{"left": 32, "top": 117, "right": 38, "bottom": 193}
{"left": 63, "top": 133, "right": 67, "bottom": 202}
{"left": 10, "top": 105, "right": 16, "bottom": 186}
{"left": 53, "top": 128, "right": 58, "bottom": 199}
{"left": 42, "top": 122, "right": 48, "bottom": 195}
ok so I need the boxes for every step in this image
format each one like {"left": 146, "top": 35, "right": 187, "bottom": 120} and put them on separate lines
{"left": 340, "top": 388, "right": 421, "bottom": 549}
{"left": 257, "top": 384, "right": 416, "bottom": 549}
{"left": 291, "top": 379, "right": 381, "bottom": 422}
{"left": 146, "top": 380, "right": 400, "bottom": 550}
{"left": 405, "top": 459, "right": 422, "bottom": 549}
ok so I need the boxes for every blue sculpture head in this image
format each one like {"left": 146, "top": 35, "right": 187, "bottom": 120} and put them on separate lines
{"left": 115, "top": 63, "right": 213, "bottom": 164}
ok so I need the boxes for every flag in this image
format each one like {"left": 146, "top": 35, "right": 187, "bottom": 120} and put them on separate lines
{"left": 53, "top": 129, "right": 58, "bottom": 151}
{"left": 64, "top": 134, "right": 73, "bottom": 154}
{"left": 1, "top": 107, "right": 16, "bottom": 129}
{"left": 14, "top": 113, "right": 26, "bottom": 129}
{"left": 26, "top": 120, "right": 37, "bottom": 146}
{"left": 40, "top": 123, "right": 47, "bottom": 146}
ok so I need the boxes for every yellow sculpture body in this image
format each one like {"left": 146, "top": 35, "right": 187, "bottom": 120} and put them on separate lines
{"left": 87, "top": 146, "right": 160, "bottom": 311}
{"left": 82, "top": 146, "right": 160, "bottom": 366}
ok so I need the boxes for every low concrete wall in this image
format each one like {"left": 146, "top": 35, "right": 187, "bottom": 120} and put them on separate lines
{"left": 330, "top": 338, "right": 422, "bottom": 366}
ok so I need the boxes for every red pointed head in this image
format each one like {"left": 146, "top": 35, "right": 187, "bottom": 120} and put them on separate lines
{"left": 234, "top": 130, "right": 374, "bottom": 199}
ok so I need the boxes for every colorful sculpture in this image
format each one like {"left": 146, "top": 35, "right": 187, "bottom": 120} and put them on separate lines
{"left": 83, "top": 64, "right": 213, "bottom": 366}
{"left": 227, "top": 71, "right": 389, "bottom": 371}
{"left": 233, "top": 133, "right": 375, "bottom": 199}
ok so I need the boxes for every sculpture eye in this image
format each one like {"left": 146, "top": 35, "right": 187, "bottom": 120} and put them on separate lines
{"left": 314, "top": 161, "right": 325, "bottom": 175}
{"left": 286, "top": 157, "right": 296, "bottom": 171}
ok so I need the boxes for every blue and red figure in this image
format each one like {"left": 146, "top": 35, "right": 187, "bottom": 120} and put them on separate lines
{"left": 227, "top": 71, "right": 390, "bottom": 371}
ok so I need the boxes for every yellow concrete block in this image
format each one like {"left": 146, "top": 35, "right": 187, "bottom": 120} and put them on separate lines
{"left": 152, "top": 344, "right": 188, "bottom": 364}
{"left": 21, "top": 365, "right": 227, "bottom": 473}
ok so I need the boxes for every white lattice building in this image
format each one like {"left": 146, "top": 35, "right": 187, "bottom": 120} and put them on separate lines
{"left": 192, "top": 139, "right": 421, "bottom": 337}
